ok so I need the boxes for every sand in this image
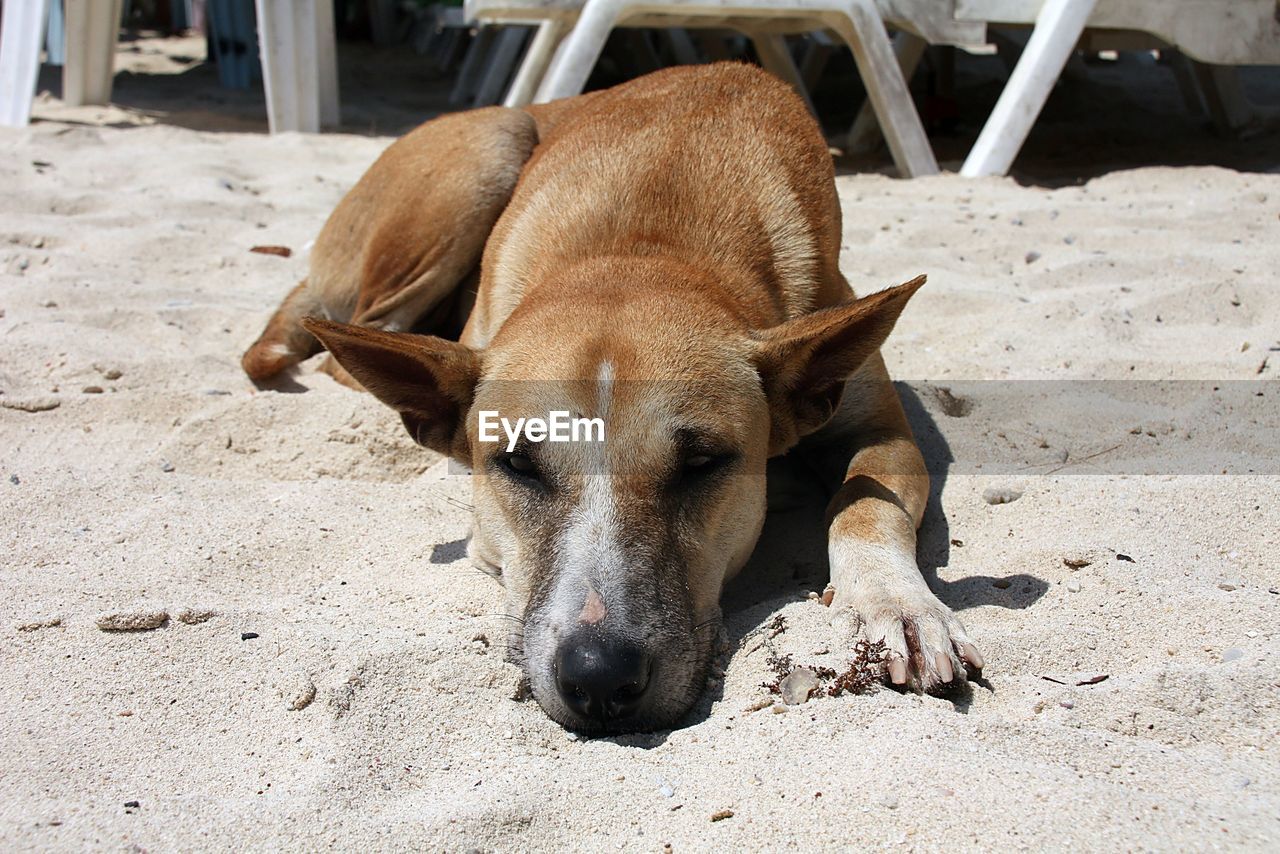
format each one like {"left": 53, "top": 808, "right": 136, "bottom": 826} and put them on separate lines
{"left": 2, "top": 35, "right": 1279, "bottom": 852}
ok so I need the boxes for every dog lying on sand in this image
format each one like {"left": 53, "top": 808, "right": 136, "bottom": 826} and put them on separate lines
{"left": 243, "top": 63, "right": 982, "bottom": 733}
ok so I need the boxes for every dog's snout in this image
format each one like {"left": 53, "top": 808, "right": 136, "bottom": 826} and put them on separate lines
{"left": 554, "top": 631, "right": 652, "bottom": 723}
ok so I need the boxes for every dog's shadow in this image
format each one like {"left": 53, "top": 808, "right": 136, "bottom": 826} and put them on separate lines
{"left": 654, "top": 383, "right": 1048, "bottom": 737}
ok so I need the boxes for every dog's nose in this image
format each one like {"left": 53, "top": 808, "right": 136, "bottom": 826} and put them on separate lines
{"left": 554, "top": 631, "right": 652, "bottom": 723}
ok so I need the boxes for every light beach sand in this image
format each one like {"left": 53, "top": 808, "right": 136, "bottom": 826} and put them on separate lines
{"left": 2, "top": 37, "right": 1279, "bottom": 851}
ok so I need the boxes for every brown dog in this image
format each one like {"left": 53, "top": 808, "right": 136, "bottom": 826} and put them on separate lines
{"left": 243, "top": 63, "right": 982, "bottom": 733}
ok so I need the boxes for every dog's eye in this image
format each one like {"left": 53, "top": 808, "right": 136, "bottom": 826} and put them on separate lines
{"left": 497, "top": 453, "right": 541, "bottom": 483}
{"left": 679, "top": 452, "right": 733, "bottom": 482}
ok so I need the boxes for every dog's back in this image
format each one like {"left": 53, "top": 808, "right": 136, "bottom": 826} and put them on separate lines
{"left": 471, "top": 64, "right": 851, "bottom": 346}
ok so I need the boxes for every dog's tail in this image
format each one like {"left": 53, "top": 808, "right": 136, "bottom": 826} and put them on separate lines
{"left": 241, "top": 279, "right": 328, "bottom": 382}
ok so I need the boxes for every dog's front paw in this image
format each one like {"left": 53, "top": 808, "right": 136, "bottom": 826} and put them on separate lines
{"left": 831, "top": 583, "right": 983, "bottom": 692}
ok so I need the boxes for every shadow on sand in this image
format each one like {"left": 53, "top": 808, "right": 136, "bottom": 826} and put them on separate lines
{"left": 635, "top": 382, "right": 1048, "bottom": 741}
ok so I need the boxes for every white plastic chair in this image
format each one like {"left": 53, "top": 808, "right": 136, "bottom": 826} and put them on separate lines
{"left": 953, "top": 0, "right": 1280, "bottom": 176}
{"left": 468, "top": 0, "right": 952, "bottom": 177}
{"left": 0, "top": 0, "right": 337, "bottom": 132}
{"left": 1, "top": 0, "right": 123, "bottom": 127}
{"left": 253, "top": 0, "right": 339, "bottom": 132}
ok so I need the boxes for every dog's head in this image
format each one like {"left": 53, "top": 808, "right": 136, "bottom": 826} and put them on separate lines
{"left": 304, "top": 271, "right": 922, "bottom": 733}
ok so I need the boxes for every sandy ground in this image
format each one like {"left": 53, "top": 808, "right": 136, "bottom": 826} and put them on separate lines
{"left": 2, "top": 34, "right": 1279, "bottom": 852}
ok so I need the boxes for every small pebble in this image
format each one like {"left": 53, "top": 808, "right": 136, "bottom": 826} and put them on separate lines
{"left": 8, "top": 475, "right": 18, "bottom": 485}
{"left": 1065, "top": 579, "right": 1082, "bottom": 593}
{"left": 983, "top": 487, "right": 1022, "bottom": 505}
{"left": 1, "top": 397, "right": 60, "bottom": 413}
{"left": 241, "top": 631, "right": 259, "bottom": 641}
{"left": 17, "top": 617, "right": 61, "bottom": 632}
{"left": 288, "top": 677, "right": 316, "bottom": 711}
{"left": 659, "top": 781, "right": 675, "bottom": 798}
{"left": 710, "top": 809, "right": 734, "bottom": 822}
{"left": 1060, "top": 700, "right": 1075, "bottom": 709}
{"left": 81, "top": 385, "right": 103, "bottom": 394}
{"left": 1063, "top": 557, "right": 1091, "bottom": 569}
{"left": 174, "top": 608, "right": 215, "bottom": 625}
{"left": 96, "top": 610, "right": 168, "bottom": 632}
{"left": 779, "top": 667, "right": 820, "bottom": 705}
{"left": 1025, "top": 251, "right": 1041, "bottom": 264}
{"left": 123, "top": 801, "right": 140, "bottom": 809}
{"left": 160, "top": 460, "right": 175, "bottom": 473}
{"left": 1222, "top": 648, "right": 1244, "bottom": 663}
{"left": 1218, "top": 580, "right": 1241, "bottom": 592}
{"left": 991, "top": 578, "right": 1012, "bottom": 589}
{"left": 102, "top": 368, "right": 123, "bottom": 380}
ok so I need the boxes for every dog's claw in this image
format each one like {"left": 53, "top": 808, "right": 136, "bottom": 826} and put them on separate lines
{"left": 934, "top": 651, "right": 954, "bottom": 684}
{"left": 958, "top": 641, "right": 985, "bottom": 672}
{"left": 888, "top": 657, "right": 908, "bottom": 685}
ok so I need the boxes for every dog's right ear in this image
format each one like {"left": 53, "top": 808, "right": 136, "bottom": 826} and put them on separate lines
{"left": 301, "top": 318, "right": 479, "bottom": 461}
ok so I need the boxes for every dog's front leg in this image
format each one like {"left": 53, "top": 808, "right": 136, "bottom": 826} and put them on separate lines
{"left": 810, "top": 405, "right": 983, "bottom": 691}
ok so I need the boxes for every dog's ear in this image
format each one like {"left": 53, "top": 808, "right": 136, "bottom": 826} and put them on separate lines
{"left": 302, "top": 318, "right": 479, "bottom": 461}
{"left": 752, "top": 275, "right": 925, "bottom": 455}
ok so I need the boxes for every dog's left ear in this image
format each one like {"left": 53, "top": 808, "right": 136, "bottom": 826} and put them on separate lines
{"left": 752, "top": 274, "right": 925, "bottom": 455}
{"left": 301, "top": 318, "right": 480, "bottom": 462}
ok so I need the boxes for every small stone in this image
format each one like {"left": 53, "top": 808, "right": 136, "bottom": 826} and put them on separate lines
{"left": 983, "top": 487, "right": 1022, "bottom": 505}
{"left": 1222, "top": 648, "right": 1244, "bottom": 663}
{"left": 17, "top": 617, "right": 61, "bottom": 632}
{"left": 287, "top": 677, "right": 316, "bottom": 711}
{"left": 123, "top": 800, "right": 140, "bottom": 810}
{"left": 1218, "top": 580, "right": 1241, "bottom": 592}
{"left": 241, "top": 631, "right": 259, "bottom": 641}
{"left": 779, "top": 667, "right": 820, "bottom": 705}
{"left": 160, "top": 460, "right": 175, "bottom": 473}
{"left": 96, "top": 610, "right": 168, "bottom": 631}
{"left": 1, "top": 397, "right": 60, "bottom": 413}
{"left": 8, "top": 475, "right": 18, "bottom": 485}
{"left": 710, "top": 809, "right": 734, "bottom": 822}
{"left": 1065, "top": 579, "right": 1082, "bottom": 593}
{"left": 659, "top": 781, "right": 675, "bottom": 798}
{"left": 991, "top": 578, "right": 1012, "bottom": 589}
{"left": 1025, "top": 251, "right": 1041, "bottom": 264}
{"left": 101, "top": 368, "right": 123, "bottom": 380}
{"left": 1063, "top": 557, "right": 1091, "bottom": 569}
{"left": 882, "top": 797, "right": 900, "bottom": 810}
{"left": 174, "top": 608, "right": 215, "bottom": 625}
{"left": 1060, "top": 700, "right": 1075, "bottom": 709}
{"left": 81, "top": 385, "right": 103, "bottom": 394}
